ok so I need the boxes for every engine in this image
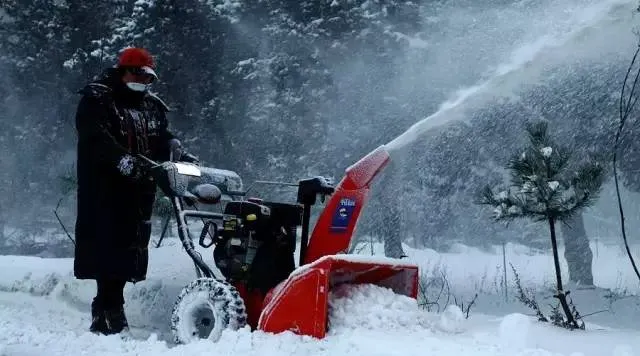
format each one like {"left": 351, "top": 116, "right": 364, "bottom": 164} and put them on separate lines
{"left": 213, "top": 200, "right": 303, "bottom": 293}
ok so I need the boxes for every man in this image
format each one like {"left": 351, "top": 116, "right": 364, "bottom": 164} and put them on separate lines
{"left": 73, "top": 47, "right": 197, "bottom": 336}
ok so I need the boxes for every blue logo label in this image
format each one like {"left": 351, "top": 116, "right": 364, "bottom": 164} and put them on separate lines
{"left": 330, "top": 197, "right": 356, "bottom": 232}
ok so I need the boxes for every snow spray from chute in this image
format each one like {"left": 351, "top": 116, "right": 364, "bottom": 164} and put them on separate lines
{"left": 383, "top": 0, "right": 633, "bottom": 154}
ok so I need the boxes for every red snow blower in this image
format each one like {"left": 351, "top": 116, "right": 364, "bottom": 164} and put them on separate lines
{"left": 145, "top": 146, "right": 419, "bottom": 344}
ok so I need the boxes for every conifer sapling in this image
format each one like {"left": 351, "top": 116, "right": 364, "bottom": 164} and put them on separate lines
{"left": 479, "top": 120, "right": 604, "bottom": 329}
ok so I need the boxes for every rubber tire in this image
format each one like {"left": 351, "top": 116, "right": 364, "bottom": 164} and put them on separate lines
{"left": 170, "top": 277, "right": 247, "bottom": 344}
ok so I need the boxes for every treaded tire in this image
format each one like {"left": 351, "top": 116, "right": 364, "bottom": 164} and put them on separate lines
{"left": 170, "top": 277, "right": 247, "bottom": 344}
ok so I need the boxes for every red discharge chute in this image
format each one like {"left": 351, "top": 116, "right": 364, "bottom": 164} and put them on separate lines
{"left": 303, "top": 145, "right": 391, "bottom": 265}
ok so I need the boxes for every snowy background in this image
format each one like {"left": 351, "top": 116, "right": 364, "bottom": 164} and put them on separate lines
{"left": 2, "top": 0, "right": 640, "bottom": 354}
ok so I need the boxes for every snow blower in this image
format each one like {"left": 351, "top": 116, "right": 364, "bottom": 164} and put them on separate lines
{"left": 143, "top": 146, "right": 420, "bottom": 344}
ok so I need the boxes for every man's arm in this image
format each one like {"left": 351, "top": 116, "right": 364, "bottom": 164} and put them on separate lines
{"left": 75, "top": 94, "right": 143, "bottom": 177}
{"left": 150, "top": 95, "right": 198, "bottom": 164}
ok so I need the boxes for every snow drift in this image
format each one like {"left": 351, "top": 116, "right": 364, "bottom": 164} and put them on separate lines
{"left": 0, "top": 240, "right": 640, "bottom": 356}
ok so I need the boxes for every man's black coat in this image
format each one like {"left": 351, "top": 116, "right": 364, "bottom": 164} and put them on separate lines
{"left": 73, "top": 68, "right": 177, "bottom": 282}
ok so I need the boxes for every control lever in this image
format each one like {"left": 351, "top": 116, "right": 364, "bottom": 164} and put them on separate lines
{"left": 199, "top": 221, "right": 219, "bottom": 248}
{"left": 297, "top": 176, "right": 335, "bottom": 206}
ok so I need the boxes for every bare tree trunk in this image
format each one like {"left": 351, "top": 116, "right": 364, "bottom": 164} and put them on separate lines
{"left": 548, "top": 216, "right": 578, "bottom": 328}
{"left": 560, "top": 213, "right": 594, "bottom": 286}
{"left": 380, "top": 160, "right": 406, "bottom": 259}
{"left": 382, "top": 204, "right": 406, "bottom": 258}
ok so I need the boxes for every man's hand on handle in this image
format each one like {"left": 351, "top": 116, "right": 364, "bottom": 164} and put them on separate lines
{"left": 168, "top": 138, "right": 200, "bottom": 164}
{"left": 117, "top": 154, "right": 152, "bottom": 180}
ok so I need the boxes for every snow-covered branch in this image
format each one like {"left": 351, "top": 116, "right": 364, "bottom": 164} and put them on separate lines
{"left": 481, "top": 120, "right": 604, "bottom": 223}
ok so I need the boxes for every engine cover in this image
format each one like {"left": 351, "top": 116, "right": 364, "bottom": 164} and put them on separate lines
{"left": 213, "top": 201, "right": 302, "bottom": 293}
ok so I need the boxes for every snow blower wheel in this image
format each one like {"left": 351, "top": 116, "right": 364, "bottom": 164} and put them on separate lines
{"left": 170, "top": 278, "right": 247, "bottom": 344}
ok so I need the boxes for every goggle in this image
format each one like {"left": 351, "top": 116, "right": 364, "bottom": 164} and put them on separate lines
{"left": 128, "top": 67, "right": 157, "bottom": 83}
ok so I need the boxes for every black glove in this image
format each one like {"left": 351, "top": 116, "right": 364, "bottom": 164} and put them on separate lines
{"left": 168, "top": 138, "right": 199, "bottom": 164}
{"left": 179, "top": 152, "right": 200, "bottom": 164}
{"left": 116, "top": 154, "right": 149, "bottom": 180}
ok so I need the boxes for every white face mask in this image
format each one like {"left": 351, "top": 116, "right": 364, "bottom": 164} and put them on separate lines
{"left": 126, "top": 82, "right": 149, "bottom": 92}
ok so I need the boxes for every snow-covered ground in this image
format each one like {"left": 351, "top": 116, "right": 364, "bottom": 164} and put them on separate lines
{"left": 0, "top": 237, "right": 639, "bottom": 356}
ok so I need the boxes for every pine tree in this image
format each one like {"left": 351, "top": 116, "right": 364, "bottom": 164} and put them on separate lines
{"left": 479, "top": 119, "right": 605, "bottom": 329}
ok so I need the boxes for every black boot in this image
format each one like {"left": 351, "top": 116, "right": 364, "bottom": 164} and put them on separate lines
{"left": 92, "top": 278, "right": 129, "bottom": 335}
{"left": 104, "top": 305, "right": 129, "bottom": 334}
{"left": 89, "top": 300, "right": 111, "bottom": 335}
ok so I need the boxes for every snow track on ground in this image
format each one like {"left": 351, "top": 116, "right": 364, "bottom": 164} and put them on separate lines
{"left": 0, "top": 287, "right": 485, "bottom": 356}
{"left": 1, "top": 242, "right": 640, "bottom": 356}
{"left": 1, "top": 285, "right": 639, "bottom": 356}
